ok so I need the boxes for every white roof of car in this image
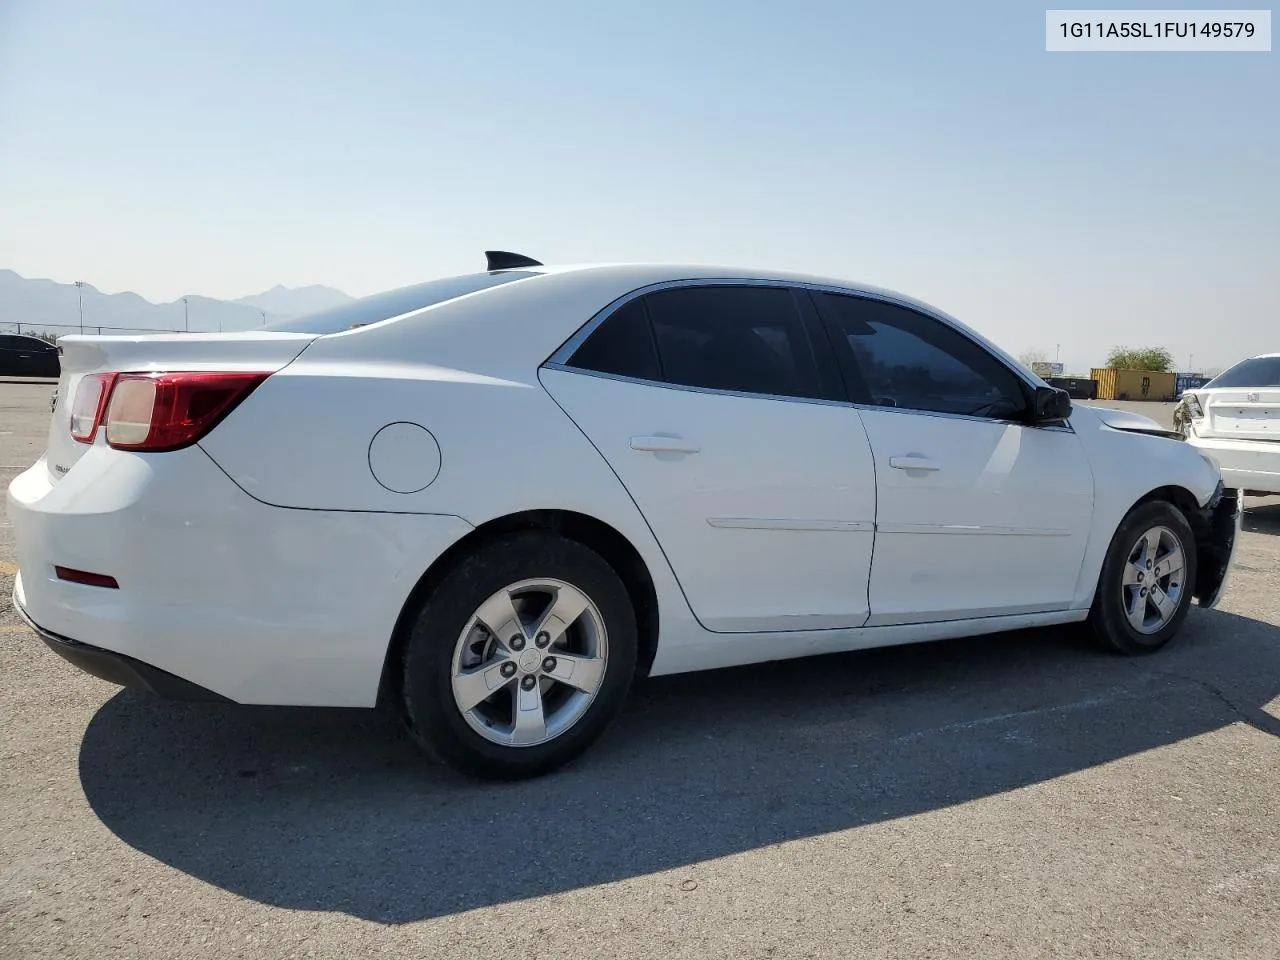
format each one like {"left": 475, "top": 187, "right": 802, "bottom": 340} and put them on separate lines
{"left": 510, "top": 261, "right": 1029, "bottom": 373}
{"left": 526, "top": 260, "right": 912, "bottom": 298}
{"left": 511, "top": 261, "right": 984, "bottom": 336}
{"left": 319, "top": 259, "right": 1035, "bottom": 386}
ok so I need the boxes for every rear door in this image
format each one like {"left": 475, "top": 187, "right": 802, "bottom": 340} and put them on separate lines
{"left": 32, "top": 340, "right": 60, "bottom": 378}
{"left": 541, "top": 283, "right": 879, "bottom": 634}
{"left": 810, "top": 290, "right": 1095, "bottom": 625}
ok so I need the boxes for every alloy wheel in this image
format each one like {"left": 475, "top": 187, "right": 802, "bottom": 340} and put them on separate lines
{"left": 449, "top": 578, "right": 609, "bottom": 747}
{"left": 1120, "top": 524, "right": 1187, "bottom": 635}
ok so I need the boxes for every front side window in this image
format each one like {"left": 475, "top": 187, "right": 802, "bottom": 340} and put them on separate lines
{"left": 813, "top": 292, "right": 1027, "bottom": 419}
{"left": 642, "top": 285, "right": 823, "bottom": 400}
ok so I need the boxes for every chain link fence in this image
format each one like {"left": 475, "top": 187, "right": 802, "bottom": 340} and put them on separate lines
{"left": 2, "top": 321, "right": 190, "bottom": 339}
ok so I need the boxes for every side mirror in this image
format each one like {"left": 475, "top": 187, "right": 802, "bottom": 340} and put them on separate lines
{"left": 1032, "top": 385, "right": 1072, "bottom": 423}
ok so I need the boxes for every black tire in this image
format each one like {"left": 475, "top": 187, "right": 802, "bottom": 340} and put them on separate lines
{"left": 399, "top": 532, "right": 638, "bottom": 780}
{"left": 1088, "top": 500, "right": 1198, "bottom": 655}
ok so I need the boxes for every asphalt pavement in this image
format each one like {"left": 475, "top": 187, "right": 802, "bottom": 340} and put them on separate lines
{"left": 2, "top": 384, "right": 1278, "bottom": 959}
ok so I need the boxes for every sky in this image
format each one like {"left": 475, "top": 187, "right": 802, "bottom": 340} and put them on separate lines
{"left": 0, "top": 0, "right": 1275, "bottom": 373}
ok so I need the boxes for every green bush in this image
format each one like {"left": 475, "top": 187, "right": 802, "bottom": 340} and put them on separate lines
{"left": 1104, "top": 346, "right": 1173, "bottom": 372}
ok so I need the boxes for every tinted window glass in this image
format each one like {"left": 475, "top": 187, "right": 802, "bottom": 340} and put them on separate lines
{"left": 814, "top": 292, "right": 1027, "bottom": 418}
{"left": 566, "top": 299, "right": 662, "bottom": 381}
{"left": 1205, "top": 357, "right": 1280, "bottom": 388}
{"left": 644, "top": 286, "right": 822, "bottom": 399}
{"left": 0, "top": 335, "right": 52, "bottom": 351}
{"left": 262, "top": 271, "right": 537, "bottom": 334}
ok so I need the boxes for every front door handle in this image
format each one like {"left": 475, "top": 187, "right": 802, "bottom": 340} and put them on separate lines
{"left": 889, "top": 455, "right": 941, "bottom": 472}
{"left": 630, "top": 435, "right": 701, "bottom": 455}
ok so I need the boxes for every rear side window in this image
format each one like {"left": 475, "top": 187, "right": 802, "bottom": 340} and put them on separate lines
{"left": 813, "top": 291, "right": 1028, "bottom": 419}
{"left": 644, "top": 286, "right": 824, "bottom": 400}
{"left": 566, "top": 299, "right": 662, "bottom": 381}
{"left": 1205, "top": 357, "right": 1280, "bottom": 388}
{"left": 262, "top": 271, "right": 537, "bottom": 334}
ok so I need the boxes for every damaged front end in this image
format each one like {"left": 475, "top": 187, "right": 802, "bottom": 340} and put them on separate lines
{"left": 1190, "top": 482, "right": 1243, "bottom": 608}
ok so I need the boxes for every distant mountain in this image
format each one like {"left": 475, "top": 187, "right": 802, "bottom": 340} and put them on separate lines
{"left": 236, "top": 284, "right": 353, "bottom": 317}
{"left": 0, "top": 269, "right": 355, "bottom": 337}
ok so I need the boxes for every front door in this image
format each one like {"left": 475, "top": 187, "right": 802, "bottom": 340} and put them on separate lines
{"left": 857, "top": 408, "right": 1093, "bottom": 623}
{"left": 809, "top": 289, "right": 1095, "bottom": 626}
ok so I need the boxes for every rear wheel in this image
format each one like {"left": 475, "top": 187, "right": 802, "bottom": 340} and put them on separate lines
{"left": 399, "top": 533, "right": 637, "bottom": 780}
{"left": 1088, "top": 501, "right": 1197, "bottom": 654}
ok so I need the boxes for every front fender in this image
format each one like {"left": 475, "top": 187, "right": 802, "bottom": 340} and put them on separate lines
{"left": 1068, "top": 404, "right": 1226, "bottom": 608}
{"left": 1072, "top": 404, "right": 1222, "bottom": 507}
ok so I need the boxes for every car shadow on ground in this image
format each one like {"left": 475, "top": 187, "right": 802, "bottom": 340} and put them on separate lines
{"left": 1243, "top": 499, "right": 1280, "bottom": 535}
{"left": 78, "top": 608, "right": 1280, "bottom": 924}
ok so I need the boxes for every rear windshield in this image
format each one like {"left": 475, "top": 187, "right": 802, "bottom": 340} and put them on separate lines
{"left": 1205, "top": 357, "right": 1280, "bottom": 388}
{"left": 262, "top": 270, "right": 537, "bottom": 334}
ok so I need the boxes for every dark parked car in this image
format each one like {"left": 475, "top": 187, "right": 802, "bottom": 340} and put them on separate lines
{"left": 1044, "top": 376, "right": 1098, "bottom": 400}
{"left": 0, "top": 334, "right": 60, "bottom": 378}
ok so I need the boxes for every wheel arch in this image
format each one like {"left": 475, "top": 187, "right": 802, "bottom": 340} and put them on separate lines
{"left": 377, "top": 508, "right": 660, "bottom": 709}
{"left": 1075, "top": 482, "right": 1206, "bottom": 611}
{"left": 1121, "top": 482, "right": 1237, "bottom": 605}
{"left": 1130, "top": 483, "right": 1202, "bottom": 520}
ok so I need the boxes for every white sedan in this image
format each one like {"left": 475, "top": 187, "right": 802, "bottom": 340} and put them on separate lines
{"left": 1182, "top": 354, "right": 1280, "bottom": 495}
{"left": 8, "top": 253, "right": 1243, "bottom": 779}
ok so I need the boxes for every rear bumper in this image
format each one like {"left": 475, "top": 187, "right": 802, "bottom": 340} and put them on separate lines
{"left": 13, "top": 577, "right": 229, "bottom": 701}
{"left": 6, "top": 446, "right": 474, "bottom": 706}
{"left": 1188, "top": 433, "right": 1280, "bottom": 495}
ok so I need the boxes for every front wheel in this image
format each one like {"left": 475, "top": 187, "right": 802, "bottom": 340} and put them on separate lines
{"left": 399, "top": 533, "right": 638, "bottom": 780}
{"left": 1088, "top": 500, "right": 1198, "bottom": 655}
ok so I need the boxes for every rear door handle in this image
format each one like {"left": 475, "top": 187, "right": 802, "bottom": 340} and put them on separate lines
{"left": 889, "top": 455, "right": 941, "bottom": 472}
{"left": 630, "top": 435, "right": 700, "bottom": 455}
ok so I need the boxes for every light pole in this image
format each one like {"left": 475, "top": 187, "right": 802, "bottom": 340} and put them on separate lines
{"left": 182, "top": 297, "right": 189, "bottom": 333}
{"left": 1055, "top": 343, "right": 1060, "bottom": 364}
{"left": 75, "top": 281, "right": 84, "bottom": 334}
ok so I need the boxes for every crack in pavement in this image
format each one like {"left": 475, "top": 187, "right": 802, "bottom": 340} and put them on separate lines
{"left": 1153, "top": 668, "right": 1280, "bottom": 739}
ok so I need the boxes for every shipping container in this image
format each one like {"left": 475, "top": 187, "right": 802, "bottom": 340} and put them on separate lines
{"left": 1045, "top": 376, "right": 1098, "bottom": 400}
{"left": 1089, "top": 368, "right": 1177, "bottom": 401}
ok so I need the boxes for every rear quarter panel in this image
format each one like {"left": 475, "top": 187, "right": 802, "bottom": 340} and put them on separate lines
{"left": 197, "top": 357, "right": 701, "bottom": 656}
{"left": 197, "top": 269, "right": 750, "bottom": 669}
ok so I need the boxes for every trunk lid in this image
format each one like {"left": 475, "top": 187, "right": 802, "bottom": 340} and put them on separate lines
{"left": 46, "top": 331, "right": 316, "bottom": 482}
{"left": 1196, "top": 388, "right": 1280, "bottom": 441}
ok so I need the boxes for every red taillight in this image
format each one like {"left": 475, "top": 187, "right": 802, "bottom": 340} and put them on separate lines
{"left": 70, "top": 373, "right": 117, "bottom": 443}
{"left": 54, "top": 566, "right": 119, "bottom": 589}
{"left": 69, "top": 371, "right": 269, "bottom": 451}
{"left": 103, "top": 371, "right": 270, "bottom": 452}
